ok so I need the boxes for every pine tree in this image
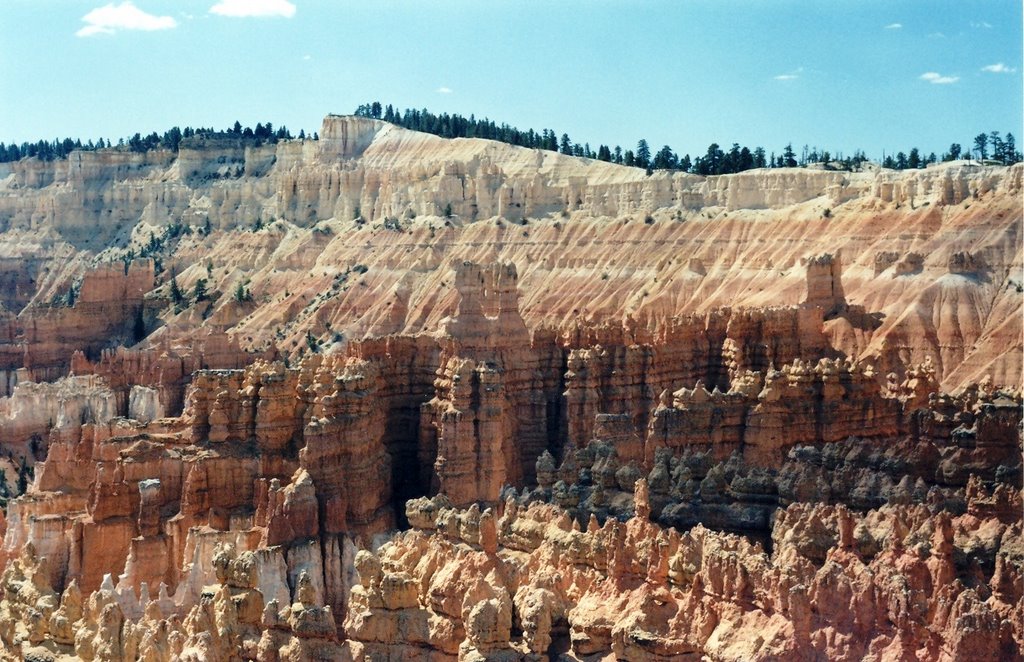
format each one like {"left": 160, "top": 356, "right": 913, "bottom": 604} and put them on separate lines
{"left": 653, "top": 145, "right": 677, "bottom": 170}
{"left": 193, "top": 278, "right": 208, "bottom": 302}
{"left": 169, "top": 276, "right": 184, "bottom": 304}
{"left": 635, "top": 139, "right": 651, "bottom": 168}
{"left": 559, "top": 133, "right": 573, "bottom": 155}
{"left": 233, "top": 282, "right": 252, "bottom": 303}
{"left": 908, "top": 148, "right": 921, "bottom": 169}
{"left": 973, "top": 133, "right": 989, "bottom": 160}
{"left": 989, "top": 131, "right": 1003, "bottom": 162}
{"left": 16, "top": 458, "right": 30, "bottom": 494}
{"left": 1004, "top": 133, "right": 1017, "bottom": 164}
{"left": 783, "top": 143, "right": 797, "bottom": 168}
{"left": 753, "top": 147, "right": 766, "bottom": 168}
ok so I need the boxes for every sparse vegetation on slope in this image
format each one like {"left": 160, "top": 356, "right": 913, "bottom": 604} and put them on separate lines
{"left": 354, "top": 100, "right": 1022, "bottom": 173}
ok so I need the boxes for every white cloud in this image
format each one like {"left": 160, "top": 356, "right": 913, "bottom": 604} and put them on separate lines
{"left": 927, "top": 32, "right": 946, "bottom": 39}
{"left": 76, "top": 2, "right": 177, "bottom": 37}
{"left": 303, "top": 54, "right": 311, "bottom": 61}
{"left": 436, "top": 86, "right": 453, "bottom": 94}
{"left": 982, "top": 62, "right": 1016, "bottom": 74}
{"left": 970, "top": 21, "right": 993, "bottom": 29}
{"left": 920, "top": 71, "right": 959, "bottom": 84}
{"left": 773, "top": 66, "right": 803, "bottom": 81}
{"left": 884, "top": 23, "right": 902, "bottom": 29}
{"left": 210, "top": 0, "right": 296, "bottom": 18}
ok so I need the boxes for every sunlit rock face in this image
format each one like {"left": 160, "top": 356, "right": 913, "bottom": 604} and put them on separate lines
{"left": 0, "top": 116, "right": 1020, "bottom": 659}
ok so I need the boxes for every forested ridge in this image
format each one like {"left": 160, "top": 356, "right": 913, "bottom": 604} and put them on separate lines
{"left": 354, "top": 102, "right": 1021, "bottom": 174}
{"left": 0, "top": 121, "right": 300, "bottom": 163}
{"left": 3, "top": 103, "right": 1019, "bottom": 174}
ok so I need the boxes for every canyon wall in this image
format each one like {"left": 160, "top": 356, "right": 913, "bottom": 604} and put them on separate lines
{"left": 0, "top": 116, "right": 1019, "bottom": 660}
{"left": 0, "top": 117, "right": 1019, "bottom": 392}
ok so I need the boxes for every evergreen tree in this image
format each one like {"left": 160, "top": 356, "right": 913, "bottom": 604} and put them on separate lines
{"left": 783, "top": 143, "right": 797, "bottom": 168}
{"left": 989, "top": 131, "right": 1003, "bottom": 162}
{"left": 169, "top": 276, "right": 184, "bottom": 304}
{"left": 233, "top": 282, "right": 252, "bottom": 303}
{"left": 193, "top": 278, "right": 208, "bottom": 302}
{"left": 908, "top": 148, "right": 921, "bottom": 169}
{"left": 973, "top": 133, "right": 988, "bottom": 160}
{"left": 1004, "top": 133, "right": 1017, "bottom": 163}
{"left": 753, "top": 147, "right": 767, "bottom": 168}
{"left": 559, "top": 133, "right": 573, "bottom": 155}
{"left": 635, "top": 139, "right": 651, "bottom": 168}
{"left": 724, "top": 143, "right": 742, "bottom": 173}
{"left": 696, "top": 143, "right": 724, "bottom": 175}
{"left": 738, "top": 145, "right": 754, "bottom": 171}
{"left": 16, "top": 458, "right": 30, "bottom": 494}
{"left": 653, "top": 145, "right": 678, "bottom": 169}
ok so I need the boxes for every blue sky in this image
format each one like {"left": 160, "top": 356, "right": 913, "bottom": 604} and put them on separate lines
{"left": 1, "top": 0, "right": 1021, "bottom": 160}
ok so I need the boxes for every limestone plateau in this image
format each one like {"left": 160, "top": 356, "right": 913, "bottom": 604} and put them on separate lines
{"left": 0, "top": 115, "right": 1020, "bottom": 661}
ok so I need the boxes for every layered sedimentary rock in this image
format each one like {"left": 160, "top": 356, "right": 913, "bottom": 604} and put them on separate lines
{"left": 0, "top": 116, "right": 1019, "bottom": 391}
{"left": 0, "top": 116, "right": 1020, "bottom": 659}
{"left": 3, "top": 478, "right": 1019, "bottom": 660}
{"left": 343, "top": 482, "right": 1023, "bottom": 660}
{"left": 0, "top": 260, "right": 155, "bottom": 395}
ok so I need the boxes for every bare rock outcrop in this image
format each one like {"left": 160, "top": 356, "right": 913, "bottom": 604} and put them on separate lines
{"left": 0, "top": 118, "right": 1020, "bottom": 658}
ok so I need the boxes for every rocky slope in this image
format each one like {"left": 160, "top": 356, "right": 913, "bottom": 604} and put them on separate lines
{"left": 0, "top": 115, "right": 1019, "bottom": 660}
{"left": 0, "top": 116, "right": 1020, "bottom": 394}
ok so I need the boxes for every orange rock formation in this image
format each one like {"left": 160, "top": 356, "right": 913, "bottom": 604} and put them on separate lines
{"left": 0, "top": 116, "right": 1019, "bottom": 660}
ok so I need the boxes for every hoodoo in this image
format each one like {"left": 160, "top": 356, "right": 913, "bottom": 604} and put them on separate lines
{"left": 0, "top": 115, "right": 1020, "bottom": 660}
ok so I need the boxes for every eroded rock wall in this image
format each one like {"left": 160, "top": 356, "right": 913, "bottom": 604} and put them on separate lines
{"left": 0, "top": 117, "right": 1020, "bottom": 660}
{"left": 0, "top": 116, "right": 1019, "bottom": 393}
